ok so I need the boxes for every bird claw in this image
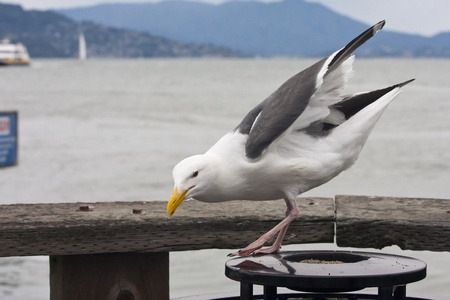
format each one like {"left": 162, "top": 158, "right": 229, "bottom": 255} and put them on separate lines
{"left": 228, "top": 241, "right": 283, "bottom": 257}
{"left": 227, "top": 245, "right": 265, "bottom": 257}
{"left": 228, "top": 249, "right": 255, "bottom": 257}
{"left": 227, "top": 234, "right": 277, "bottom": 257}
{"left": 227, "top": 251, "right": 240, "bottom": 257}
{"left": 227, "top": 246, "right": 280, "bottom": 257}
{"left": 227, "top": 248, "right": 256, "bottom": 257}
{"left": 252, "top": 245, "right": 281, "bottom": 256}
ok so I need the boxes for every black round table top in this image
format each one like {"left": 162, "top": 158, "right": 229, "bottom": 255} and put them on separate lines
{"left": 225, "top": 250, "right": 427, "bottom": 293}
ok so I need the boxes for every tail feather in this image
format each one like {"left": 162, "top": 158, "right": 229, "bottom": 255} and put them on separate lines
{"left": 332, "top": 80, "right": 414, "bottom": 145}
{"left": 333, "top": 79, "right": 415, "bottom": 119}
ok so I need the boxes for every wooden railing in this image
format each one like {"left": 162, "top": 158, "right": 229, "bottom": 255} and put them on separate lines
{"left": 0, "top": 196, "right": 448, "bottom": 299}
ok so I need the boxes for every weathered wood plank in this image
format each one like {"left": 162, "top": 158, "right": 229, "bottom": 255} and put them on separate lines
{"left": 50, "top": 252, "right": 169, "bottom": 300}
{"left": 0, "top": 198, "right": 334, "bottom": 257}
{"left": 335, "top": 195, "right": 450, "bottom": 251}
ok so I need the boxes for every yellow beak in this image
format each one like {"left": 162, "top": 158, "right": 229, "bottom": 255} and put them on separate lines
{"left": 167, "top": 187, "right": 188, "bottom": 218}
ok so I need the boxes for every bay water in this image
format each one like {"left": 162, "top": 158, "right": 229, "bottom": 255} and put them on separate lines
{"left": 0, "top": 58, "right": 449, "bottom": 299}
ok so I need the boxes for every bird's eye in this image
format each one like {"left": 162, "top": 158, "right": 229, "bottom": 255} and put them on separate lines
{"left": 192, "top": 171, "right": 199, "bottom": 178}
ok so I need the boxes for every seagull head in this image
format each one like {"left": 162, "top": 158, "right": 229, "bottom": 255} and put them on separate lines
{"left": 167, "top": 154, "right": 214, "bottom": 217}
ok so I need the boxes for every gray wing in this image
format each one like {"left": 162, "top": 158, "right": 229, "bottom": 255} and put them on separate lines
{"left": 235, "top": 21, "right": 386, "bottom": 160}
{"left": 236, "top": 58, "right": 326, "bottom": 159}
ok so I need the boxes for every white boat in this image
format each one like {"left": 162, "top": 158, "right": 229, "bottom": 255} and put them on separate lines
{"left": 0, "top": 39, "right": 30, "bottom": 66}
{"left": 78, "top": 33, "right": 86, "bottom": 61}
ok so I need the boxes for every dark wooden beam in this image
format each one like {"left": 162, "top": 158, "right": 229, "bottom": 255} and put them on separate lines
{"left": 0, "top": 197, "right": 334, "bottom": 257}
{"left": 335, "top": 195, "right": 450, "bottom": 251}
{"left": 1, "top": 196, "right": 448, "bottom": 256}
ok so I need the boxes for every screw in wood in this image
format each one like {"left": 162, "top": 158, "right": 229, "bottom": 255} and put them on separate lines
{"left": 79, "top": 205, "right": 91, "bottom": 212}
{"left": 132, "top": 208, "right": 143, "bottom": 214}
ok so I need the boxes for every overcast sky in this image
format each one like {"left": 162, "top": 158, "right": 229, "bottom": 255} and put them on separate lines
{"left": 5, "top": 0, "right": 450, "bottom": 36}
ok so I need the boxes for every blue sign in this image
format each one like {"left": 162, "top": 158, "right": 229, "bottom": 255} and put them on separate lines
{"left": 0, "top": 111, "right": 18, "bottom": 168}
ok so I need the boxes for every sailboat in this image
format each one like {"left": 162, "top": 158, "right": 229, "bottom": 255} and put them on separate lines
{"left": 78, "top": 33, "right": 86, "bottom": 61}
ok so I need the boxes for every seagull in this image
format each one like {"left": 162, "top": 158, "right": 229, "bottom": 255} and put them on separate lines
{"left": 166, "top": 20, "right": 413, "bottom": 257}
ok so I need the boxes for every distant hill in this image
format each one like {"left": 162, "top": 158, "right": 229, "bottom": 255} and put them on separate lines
{"left": 0, "top": 2, "right": 243, "bottom": 58}
{"left": 59, "top": 0, "right": 450, "bottom": 58}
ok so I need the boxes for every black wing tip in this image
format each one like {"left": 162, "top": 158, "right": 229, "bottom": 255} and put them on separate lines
{"left": 396, "top": 78, "right": 415, "bottom": 88}
{"left": 374, "top": 20, "right": 386, "bottom": 33}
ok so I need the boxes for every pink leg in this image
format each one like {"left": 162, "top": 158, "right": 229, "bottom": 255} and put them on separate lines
{"left": 229, "top": 198, "right": 299, "bottom": 257}
{"left": 252, "top": 223, "right": 290, "bottom": 255}
{"left": 253, "top": 198, "right": 296, "bottom": 255}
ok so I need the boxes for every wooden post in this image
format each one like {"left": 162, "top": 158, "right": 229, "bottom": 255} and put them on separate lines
{"left": 50, "top": 252, "right": 169, "bottom": 300}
